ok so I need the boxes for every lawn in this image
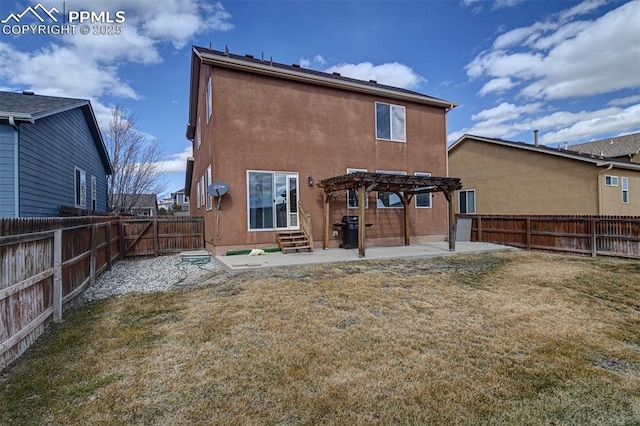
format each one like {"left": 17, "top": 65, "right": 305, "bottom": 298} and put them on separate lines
{"left": 1, "top": 251, "right": 639, "bottom": 425}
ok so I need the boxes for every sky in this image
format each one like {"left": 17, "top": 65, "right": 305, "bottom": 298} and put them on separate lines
{"left": 1, "top": 0, "right": 639, "bottom": 197}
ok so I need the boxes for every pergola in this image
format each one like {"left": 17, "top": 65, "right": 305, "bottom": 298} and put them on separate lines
{"left": 317, "top": 172, "right": 463, "bottom": 257}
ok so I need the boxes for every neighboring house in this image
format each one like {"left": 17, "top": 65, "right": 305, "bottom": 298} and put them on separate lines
{"left": 0, "top": 91, "right": 112, "bottom": 217}
{"left": 448, "top": 134, "right": 640, "bottom": 215}
{"left": 171, "top": 188, "right": 190, "bottom": 211}
{"left": 157, "top": 196, "right": 173, "bottom": 214}
{"left": 111, "top": 193, "right": 158, "bottom": 216}
{"left": 568, "top": 132, "right": 640, "bottom": 163}
{"left": 185, "top": 46, "right": 457, "bottom": 254}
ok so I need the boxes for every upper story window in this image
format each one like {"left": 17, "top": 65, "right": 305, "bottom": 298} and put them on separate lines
{"left": 622, "top": 177, "right": 629, "bottom": 203}
{"left": 206, "top": 77, "right": 212, "bottom": 122}
{"left": 605, "top": 175, "right": 618, "bottom": 186}
{"left": 375, "top": 102, "right": 406, "bottom": 142}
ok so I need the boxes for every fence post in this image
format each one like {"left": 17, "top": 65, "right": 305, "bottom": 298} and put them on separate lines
{"left": 591, "top": 218, "right": 597, "bottom": 257}
{"left": 119, "top": 220, "right": 125, "bottom": 259}
{"left": 526, "top": 217, "right": 531, "bottom": 251}
{"left": 90, "top": 224, "right": 98, "bottom": 285}
{"left": 53, "top": 230, "right": 63, "bottom": 323}
{"left": 153, "top": 218, "right": 159, "bottom": 257}
{"left": 105, "top": 222, "right": 112, "bottom": 271}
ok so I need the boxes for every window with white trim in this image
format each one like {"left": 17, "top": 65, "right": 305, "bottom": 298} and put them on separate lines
{"left": 415, "top": 172, "right": 432, "bottom": 208}
{"left": 205, "top": 165, "right": 212, "bottom": 211}
{"left": 605, "top": 175, "right": 618, "bottom": 186}
{"left": 74, "top": 167, "right": 87, "bottom": 208}
{"left": 347, "top": 168, "right": 368, "bottom": 209}
{"left": 375, "top": 102, "right": 406, "bottom": 142}
{"left": 91, "top": 176, "right": 97, "bottom": 211}
{"left": 199, "top": 175, "right": 205, "bottom": 208}
{"left": 206, "top": 77, "right": 212, "bottom": 122}
{"left": 622, "top": 177, "right": 629, "bottom": 203}
{"left": 247, "top": 171, "right": 299, "bottom": 231}
{"left": 196, "top": 117, "right": 201, "bottom": 149}
{"left": 376, "top": 170, "right": 406, "bottom": 208}
{"left": 458, "top": 190, "right": 476, "bottom": 214}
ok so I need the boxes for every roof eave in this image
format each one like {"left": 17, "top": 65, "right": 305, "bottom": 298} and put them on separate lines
{"left": 196, "top": 50, "right": 457, "bottom": 110}
{"left": 452, "top": 134, "right": 640, "bottom": 170}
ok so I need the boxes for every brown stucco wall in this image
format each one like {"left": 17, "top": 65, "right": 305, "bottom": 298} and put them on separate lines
{"left": 190, "top": 64, "right": 451, "bottom": 253}
{"left": 449, "top": 139, "right": 640, "bottom": 215}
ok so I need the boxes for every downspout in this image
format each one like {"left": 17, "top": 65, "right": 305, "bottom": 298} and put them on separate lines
{"left": 8, "top": 116, "right": 20, "bottom": 217}
{"left": 597, "top": 163, "right": 613, "bottom": 215}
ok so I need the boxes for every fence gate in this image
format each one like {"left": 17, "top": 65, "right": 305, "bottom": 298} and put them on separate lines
{"left": 121, "top": 217, "right": 204, "bottom": 257}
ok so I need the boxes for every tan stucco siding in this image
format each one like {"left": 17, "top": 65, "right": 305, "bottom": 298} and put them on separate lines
{"left": 449, "top": 141, "right": 600, "bottom": 215}
{"left": 599, "top": 171, "right": 640, "bottom": 215}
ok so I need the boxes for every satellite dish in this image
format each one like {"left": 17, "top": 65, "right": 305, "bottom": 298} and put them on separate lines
{"left": 208, "top": 182, "right": 229, "bottom": 197}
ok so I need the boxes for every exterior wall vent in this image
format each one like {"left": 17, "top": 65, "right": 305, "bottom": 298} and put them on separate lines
{"left": 22, "top": 91, "right": 35, "bottom": 95}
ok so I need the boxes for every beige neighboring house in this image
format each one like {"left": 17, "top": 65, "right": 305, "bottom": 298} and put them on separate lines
{"left": 448, "top": 134, "right": 640, "bottom": 215}
{"left": 568, "top": 132, "right": 640, "bottom": 164}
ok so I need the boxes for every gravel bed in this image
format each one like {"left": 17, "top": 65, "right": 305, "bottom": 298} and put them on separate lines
{"left": 81, "top": 254, "right": 223, "bottom": 303}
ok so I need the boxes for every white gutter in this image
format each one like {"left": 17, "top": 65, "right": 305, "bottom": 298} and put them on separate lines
{"left": 597, "top": 163, "right": 613, "bottom": 215}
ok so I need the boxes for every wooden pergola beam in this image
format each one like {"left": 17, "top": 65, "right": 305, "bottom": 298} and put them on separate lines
{"left": 317, "top": 172, "right": 463, "bottom": 256}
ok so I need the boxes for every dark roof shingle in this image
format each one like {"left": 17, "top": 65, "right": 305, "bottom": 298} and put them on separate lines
{"left": 0, "top": 91, "right": 86, "bottom": 118}
{"left": 568, "top": 133, "right": 640, "bottom": 158}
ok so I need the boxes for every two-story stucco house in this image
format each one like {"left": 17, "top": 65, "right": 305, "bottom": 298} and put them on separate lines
{"left": 185, "top": 47, "right": 457, "bottom": 254}
{"left": 448, "top": 134, "right": 640, "bottom": 216}
{"left": 0, "top": 91, "right": 112, "bottom": 217}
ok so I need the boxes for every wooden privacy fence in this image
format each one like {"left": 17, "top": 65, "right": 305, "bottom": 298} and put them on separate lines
{"left": 120, "top": 216, "right": 204, "bottom": 257}
{"left": 458, "top": 214, "right": 640, "bottom": 259}
{"left": 0, "top": 216, "right": 204, "bottom": 370}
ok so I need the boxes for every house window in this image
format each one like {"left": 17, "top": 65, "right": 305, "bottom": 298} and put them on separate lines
{"left": 605, "top": 175, "right": 618, "bottom": 186}
{"left": 91, "top": 176, "right": 97, "bottom": 211}
{"left": 206, "top": 77, "right": 212, "bottom": 122}
{"left": 199, "top": 175, "right": 206, "bottom": 208}
{"left": 415, "top": 172, "right": 432, "bottom": 208}
{"left": 74, "top": 167, "right": 87, "bottom": 208}
{"left": 375, "top": 102, "right": 406, "bottom": 142}
{"left": 622, "top": 177, "right": 629, "bottom": 203}
{"left": 205, "top": 165, "right": 212, "bottom": 211}
{"left": 459, "top": 190, "right": 476, "bottom": 214}
{"left": 247, "top": 171, "right": 299, "bottom": 231}
{"left": 347, "top": 168, "right": 368, "bottom": 209}
{"left": 196, "top": 117, "right": 201, "bottom": 149}
{"left": 376, "top": 170, "right": 406, "bottom": 208}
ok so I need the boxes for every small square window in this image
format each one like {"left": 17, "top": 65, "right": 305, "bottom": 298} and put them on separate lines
{"left": 605, "top": 175, "right": 618, "bottom": 186}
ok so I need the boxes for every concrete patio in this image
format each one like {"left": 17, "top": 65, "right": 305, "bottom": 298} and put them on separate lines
{"left": 214, "top": 241, "right": 516, "bottom": 274}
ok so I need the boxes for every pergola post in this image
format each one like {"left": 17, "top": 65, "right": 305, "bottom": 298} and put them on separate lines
{"left": 402, "top": 193, "right": 412, "bottom": 246}
{"left": 323, "top": 191, "right": 330, "bottom": 249}
{"left": 444, "top": 189, "right": 456, "bottom": 251}
{"left": 357, "top": 185, "right": 366, "bottom": 257}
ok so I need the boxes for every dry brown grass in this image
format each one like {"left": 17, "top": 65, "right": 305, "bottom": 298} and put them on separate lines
{"left": 1, "top": 251, "right": 639, "bottom": 425}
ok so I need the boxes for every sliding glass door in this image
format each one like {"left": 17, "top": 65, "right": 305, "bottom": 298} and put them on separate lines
{"left": 248, "top": 171, "right": 298, "bottom": 231}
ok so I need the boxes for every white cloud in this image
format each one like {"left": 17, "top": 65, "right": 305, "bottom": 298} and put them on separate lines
{"left": 158, "top": 145, "right": 193, "bottom": 173}
{"left": 478, "top": 77, "right": 516, "bottom": 96}
{"left": 299, "top": 54, "right": 327, "bottom": 69}
{"left": 467, "top": 1, "right": 640, "bottom": 101}
{"left": 325, "top": 62, "right": 425, "bottom": 89}
{"left": 608, "top": 95, "right": 640, "bottom": 107}
{"left": 449, "top": 101, "right": 640, "bottom": 145}
{"left": 492, "top": 0, "right": 525, "bottom": 10}
{"left": 0, "top": 0, "right": 233, "bottom": 104}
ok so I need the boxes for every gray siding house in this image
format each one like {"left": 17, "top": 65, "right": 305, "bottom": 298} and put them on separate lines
{"left": 0, "top": 91, "right": 112, "bottom": 217}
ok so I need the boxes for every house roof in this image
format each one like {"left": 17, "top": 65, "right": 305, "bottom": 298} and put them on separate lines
{"left": 186, "top": 46, "right": 457, "bottom": 139}
{"left": 0, "top": 91, "right": 113, "bottom": 175}
{"left": 113, "top": 193, "right": 158, "bottom": 211}
{"left": 449, "top": 134, "right": 640, "bottom": 171}
{"left": 567, "top": 132, "right": 640, "bottom": 158}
